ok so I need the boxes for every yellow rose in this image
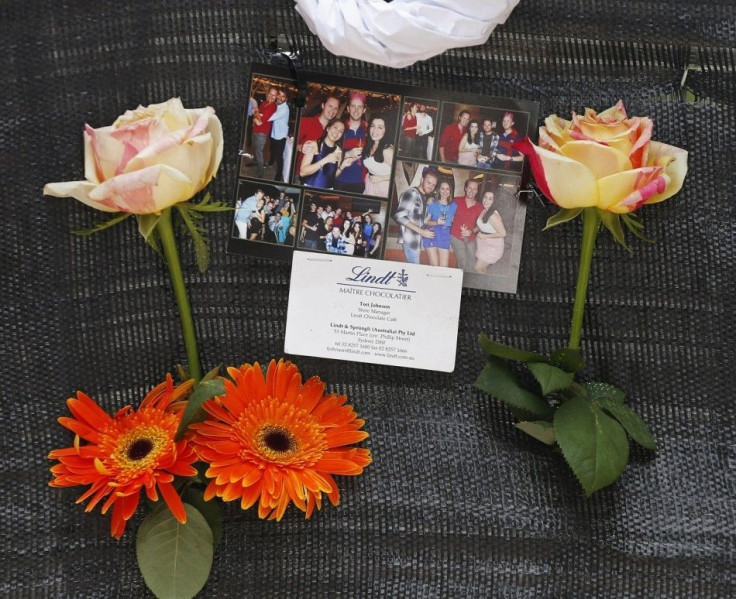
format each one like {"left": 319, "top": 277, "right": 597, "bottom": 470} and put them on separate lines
{"left": 44, "top": 98, "right": 223, "bottom": 214}
{"left": 517, "top": 101, "right": 688, "bottom": 214}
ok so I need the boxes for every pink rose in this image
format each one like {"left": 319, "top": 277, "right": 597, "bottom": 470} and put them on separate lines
{"left": 44, "top": 98, "right": 223, "bottom": 214}
{"left": 517, "top": 101, "right": 688, "bottom": 214}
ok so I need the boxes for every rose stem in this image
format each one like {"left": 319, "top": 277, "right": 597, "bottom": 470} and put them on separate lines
{"left": 157, "top": 207, "right": 202, "bottom": 382}
{"left": 568, "top": 207, "right": 600, "bottom": 350}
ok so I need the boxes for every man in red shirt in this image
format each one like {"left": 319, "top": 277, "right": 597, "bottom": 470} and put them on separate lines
{"left": 295, "top": 95, "right": 340, "bottom": 182}
{"left": 438, "top": 109, "right": 470, "bottom": 163}
{"left": 252, "top": 87, "right": 278, "bottom": 178}
{"left": 450, "top": 178, "right": 484, "bottom": 272}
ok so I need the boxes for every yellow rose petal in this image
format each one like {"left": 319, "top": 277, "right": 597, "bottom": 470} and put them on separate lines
{"left": 534, "top": 146, "right": 599, "bottom": 209}
{"left": 643, "top": 141, "right": 688, "bottom": 204}
{"left": 43, "top": 180, "right": 119, "bottom": 213}
{"left": 578, "top": 119, "right": 630, "bottom": 141}
{"left": 560, "top": 141, "right": 632, "bottom": 180}
{"left": 596, "top": 167, "right": 663, "bottom": 212}
{"left": 124, "top": 133, "right": 214, "bottom": 193}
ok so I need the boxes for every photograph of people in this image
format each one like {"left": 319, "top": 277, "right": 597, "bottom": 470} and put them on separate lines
{"left": 293, "top": 83, "right": 401, "bottom": 192}
{"left": 240, "top": 75, "right": 298, "bottom": 182}
{"left": 361, "top": 116, "right": 394, "bottom": 198}
{"left": 474, "top": 190, "right": 507, "bottom": 273}
{"left": 424, "top": 180, "right": 457, "bottom": 267}
{"left": 458, "top": 120, "right": 481, "bottom": 166}
{"left": 299, "top": 118, "right": 345, "bottom": 188}
{"left": 296, "top": 191, "right": 387, "bottom": 257}
{"left": 231, "top": 181, "right": 300, "bottom": 247}
{"left": 392, "top": 166, "right": 438, "bottom": 264}
{"left": 436, "top": 103, "right": 530, "bottom": 171}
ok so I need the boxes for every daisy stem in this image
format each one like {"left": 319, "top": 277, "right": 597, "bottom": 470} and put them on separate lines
{"left": 568, "top": 207, "right": 600, "bottom": 350}
{"left": 157, "top": 208, "right": 202, "bottom": 382}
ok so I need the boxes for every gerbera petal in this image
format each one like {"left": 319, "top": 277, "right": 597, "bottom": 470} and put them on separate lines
{"left": 158, "top": 481, "right": 187, "bottom": 524}
{"left": 325, "top": 429, "right": 370, "bottom": 447}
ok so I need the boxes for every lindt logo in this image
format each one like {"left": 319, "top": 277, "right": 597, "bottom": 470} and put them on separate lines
{"left": 346, "top": 266, "right": 409, "bottom": 288}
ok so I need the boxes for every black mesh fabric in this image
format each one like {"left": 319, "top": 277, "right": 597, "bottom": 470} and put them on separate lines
{"left": 2, "top": 1, "right": 734, "bottom": 597}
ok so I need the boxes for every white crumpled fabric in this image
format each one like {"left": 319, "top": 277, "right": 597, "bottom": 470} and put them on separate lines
{"left": 294, "top": 0, "right": 521, "bottom": 69}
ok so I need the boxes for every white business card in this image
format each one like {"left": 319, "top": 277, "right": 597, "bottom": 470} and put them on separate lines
{"left": 285, "top": 251, "right": 463, "bottom": 372}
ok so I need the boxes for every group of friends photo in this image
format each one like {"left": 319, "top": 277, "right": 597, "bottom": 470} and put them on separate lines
{"left": 233, "top": 182, "right": 300, "bottom": 246}
{"left": 435, "top": 103, "right": 528, "bottom": 171}
{"left": 297, "top": 192, "right": 386, "bottom": 258}
{"left": 230, "top": 66, "right": 538, "bottom": 292}
{"left": 387, "top": 162, "right": 523, "bottom": 279}
{"left": 293, "top": 83, "right": 402, "bottom": 199}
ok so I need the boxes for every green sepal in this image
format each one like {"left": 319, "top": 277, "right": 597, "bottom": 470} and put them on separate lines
{"left": 543, "top": 207, "right": 583, "bottom": 230}
{"left": 136, "top": 214, "right": 162, "bottom": 253}
{"left": 175, "top": 379, "right": 225, "bottom": 441}
{"left": 175, "top": 203, "right": 210, "bottom": 273}
{"left": 474, "top": 356, "right": 553, "bottom": 420}
{"left": 201, "top": 364, "right": 222, "bottom": 382}
{"left": 478, "top": 334, "right": 547, "bottom": 363}
{"left": 187, "top": 192, "right": 232, "bottom": 213}
{"left": 597, "top": 209, "right": 631, "bottom": 253}
{"left": 596, "top": 397, "right": 657, "bottom": 450}
{"left": 515, "top": 420, "right": 556, "bottom": 445}
{"left": 528, "top": 362, "right": 575, "bottom": 395}
{"left": 554, "top": 396, "right": 630, "bottom": 496}
{"left": 136, "top": 504, "right": 213, "bottom": 599}
{"left": 72, "top": 212, "right": 132, "bottom": 236}
{"left": 182, "top": 487, "right": 222, "bottom": 547}
{"left": 584, "top": 382, "right": 625, "bottom": 403}
{"left": 549, "top": 347, "right": 585, "bottom": 373}
{"left": 621, "top": 213, "right": 654, "bottom": 243}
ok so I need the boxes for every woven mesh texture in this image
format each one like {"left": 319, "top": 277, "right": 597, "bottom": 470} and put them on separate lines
{"left": 2, "top": 0, "right": 734, "bottom": 597}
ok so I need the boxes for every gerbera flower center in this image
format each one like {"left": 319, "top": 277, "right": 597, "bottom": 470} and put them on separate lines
{"left": 127, "top": 438, "right": 154, "bottom": 461}
{"left": 259, "top": 426, "right": 297, "bottom": 454}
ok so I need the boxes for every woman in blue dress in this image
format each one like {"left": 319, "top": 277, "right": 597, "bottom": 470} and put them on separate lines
{"left": 424, "top": 180, "right": 457, "bottom": 267}
{"left": 299, "top": 118, "right": 345, "bottom": 188}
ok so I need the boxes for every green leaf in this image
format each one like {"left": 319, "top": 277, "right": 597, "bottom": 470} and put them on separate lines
{"left": 175, "top": 379, "right": 225, "bottom": 441}
{"left": 137, "top": 504, "right": 213, "bottom": 599}
{"left": 73, "top": 212, "right": 132, "bottom": 236}
{"left": 478, "top": 334, "right": 547, "bottom": 363}
{"left": 176, "top": 203, "right": 210, "bottom": 273}
{"left": 597, "top": 209, "right": 631, "bottom": 253}
{"left": 136, "top": 214, "right": 162, "bottom": 253}
{"left": 182, "top": 487, "right": 222, "bottom": 547}
{"left": 474, "top": 357, "right": 553, "bottom": 420}
{"left": 554, "top": 396, "right": 630, "bottom": 496}
{"left": 515, "top": 420, "right": 556, "bottom": 445}
{"left": 543, "top": 207, "right": 583, "bottom": 230}
{"left": 584, "top": 382, "right": 625, "bottom": 403}
{"left": 528, "top": 362, "right": 575, "bottom": 395}
{"left": 597, "top": 397, "right": 657, "bottom": 450}
{"left": 549, "top": 348, "right": 585, "bottom": 373}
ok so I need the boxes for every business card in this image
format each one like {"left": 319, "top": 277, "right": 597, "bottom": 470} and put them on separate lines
{"left": 284, "top": 251, "right": 463, "bottom": 372}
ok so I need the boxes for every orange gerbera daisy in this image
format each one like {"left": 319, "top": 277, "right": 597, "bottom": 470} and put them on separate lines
{"left": 48, "top": 375, "right": 198, "bottom": 538}
{"left": 190, "top": 360, "right": 372, "bottom": 521}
